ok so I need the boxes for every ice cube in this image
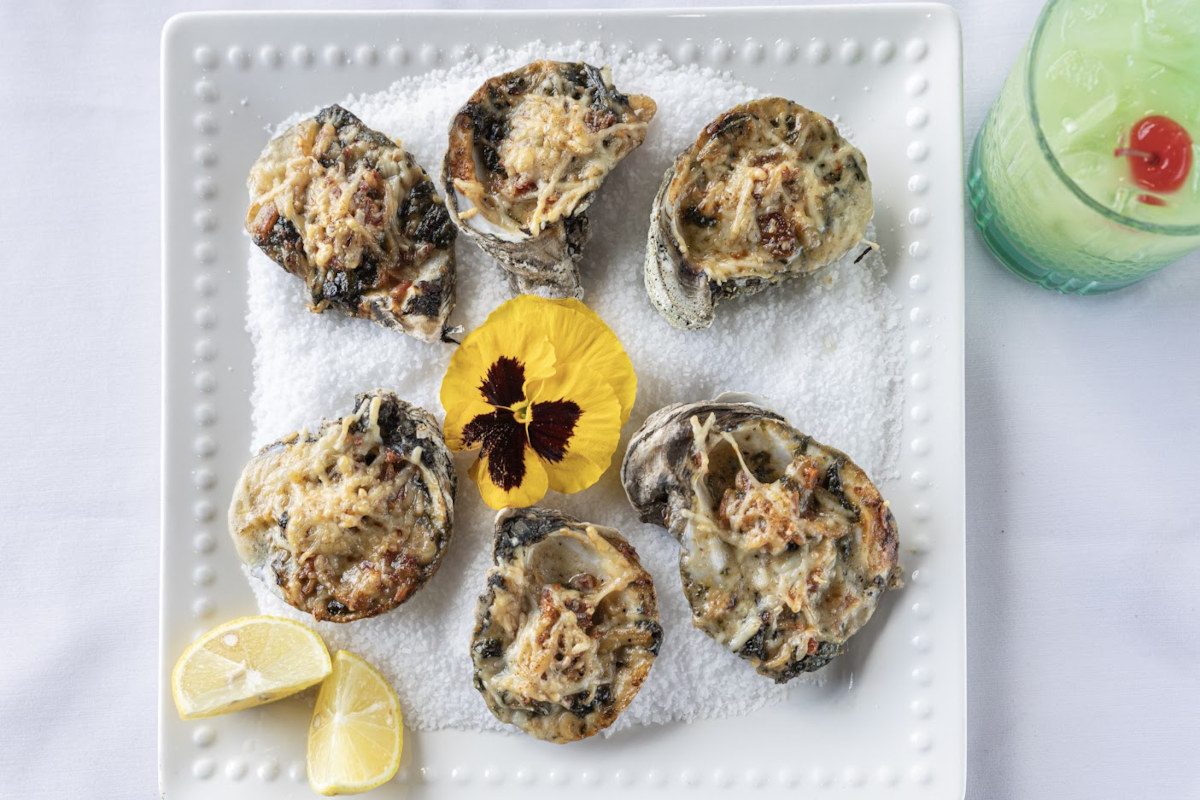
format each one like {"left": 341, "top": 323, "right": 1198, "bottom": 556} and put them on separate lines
{"left": 1050, "top": 0, "right": 1143, "bottom": 55}
{"left": 1055, "top": 149, "right": 1112, "bottom": 183}
{"left": 1138, "top": 0, "right": 1200, "bottom": 51}
{"left": 1038, "top": 49, "right": 1122, "bottom": 152}
{"left": 1111, "top": 185, "right": 1139, "bottom": 215}
{"left": 1060, "top": 93, "right": 1119, "bottom": 137}
{"left": 1043, "top": 48, "right": 1110, "bottom": 95}
{"left": 1123, "top": 56, "right": 1200, "bottom": 129}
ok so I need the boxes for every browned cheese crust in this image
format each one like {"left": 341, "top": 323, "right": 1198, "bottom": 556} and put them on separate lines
{"left": 246, "top": 105, "right": 456, "bottom": 341}
{"left": 622, "top": 400, "right": 900, "bottom": 682}
{"left": 470, "top": 507, "right": 662, "bottom": 742}
{"left": 229, "top": 390, "right": 456, "bottom": 622}
{"left": 443, "top": 60, "right": 656, "bottom": 297}
{"left": 645, "top": 98, "right": 873, "bottom": 329}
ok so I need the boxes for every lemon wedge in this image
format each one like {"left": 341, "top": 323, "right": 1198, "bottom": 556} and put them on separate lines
{"left": 171, "top": 615, "right": 331, "bottom": 720}
{"left": 306, "top": 650, "right": 404, "bottom": 796}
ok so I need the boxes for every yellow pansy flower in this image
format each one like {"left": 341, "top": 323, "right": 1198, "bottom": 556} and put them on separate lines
{"left": 440, "top": 295, "right": 636, "bottom": 509}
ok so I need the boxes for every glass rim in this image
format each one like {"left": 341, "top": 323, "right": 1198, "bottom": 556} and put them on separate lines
{"left": 1024, "top": 0, "right": 1200, "bottom": 237}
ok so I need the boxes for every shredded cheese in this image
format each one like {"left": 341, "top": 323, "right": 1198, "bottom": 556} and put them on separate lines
{"left": 231, "top": 393, "right": 450, "bottom": 617}
{"left": 493, "top": 584, "right": 603, "bottom": 705}
{"left": 679, "top": 411, "right": 864, "bottom": 659}
{"left": 667, "top": 98, "right": 872, "bottom": 283}
{"left": 452, "top": 62, "right": 655, "bottom": 236}
{"left": 246, "top": 117, "right": 422, "bottom": 279}
{"left": 490, "top": 525, "right": 637, "bottom": 706}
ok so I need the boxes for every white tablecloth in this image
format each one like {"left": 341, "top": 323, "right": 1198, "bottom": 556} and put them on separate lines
{"left": 2, "top": 1, "right": 1197, "bottom": 798}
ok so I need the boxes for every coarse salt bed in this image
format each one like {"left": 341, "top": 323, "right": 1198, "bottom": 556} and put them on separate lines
{"left": 243, "top": 41, "right": 905, "bottom": 735}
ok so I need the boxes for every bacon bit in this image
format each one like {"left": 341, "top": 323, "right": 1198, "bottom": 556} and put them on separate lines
{"left": 567, "top": 572, "right": 599, "bottom": 593}
{"left": 535, "top": 588, "right": 561, "bottom": 645}
{"left": 562, "top": 595, "right": 596, "bottom": 633}
{"left": 354, "top": 169, "right": 386, "bottom": 227}
{"left": 757, "top": 211, "right": 798, "bottom": 259}
{"left": 249, "top": 202, "right": 279, "bottom": 243}
{"left": 509, "top": 178, "right": 538, "bottom": 197}
{"left": 750, "top": 152, "right": 783, "bottom": 167}
{"left": 799, "top": 458, "right": 820, "bottom": 491}
{"left": 388, "top": 280, "right": 413, "bottom": 302}
{"left": 583, "top": 107, "right": 616, "bottom": 131}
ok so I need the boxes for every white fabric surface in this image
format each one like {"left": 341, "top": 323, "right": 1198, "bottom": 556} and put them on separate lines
{"left": 1, "top": 1, "right": 1197, "bottom": 799}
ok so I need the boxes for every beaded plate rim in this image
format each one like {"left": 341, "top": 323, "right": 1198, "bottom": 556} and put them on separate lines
{"left": 159, "top": 6, "right": 966, "bottom": 799}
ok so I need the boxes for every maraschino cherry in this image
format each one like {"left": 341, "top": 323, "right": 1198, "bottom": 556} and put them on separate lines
{"left": 1114, "top": 115, "right": 1193, "bottom": 196}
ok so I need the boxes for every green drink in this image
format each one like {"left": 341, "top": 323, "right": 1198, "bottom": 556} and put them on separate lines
{"left": 969, "top": 0, "right": 1200, "bottom": 293}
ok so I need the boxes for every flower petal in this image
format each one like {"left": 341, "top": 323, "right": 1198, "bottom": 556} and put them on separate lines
{"left": 540, "top": 298, "right": 637, "bottom": 425}
{"left": 441, "top": 315, "right": 556, "bottom": 451}
{"left": 529, "top": 362, "right": 623, "bottom": 494}
{"left": 442, "top": 395, "right": 495, "bottom": 451}
{"left": 440, "top": 306, "right": 556, "bottom": 412}
{"left": 478, "top": 355, "right": 527, "bottom": 407}
{"left": 527, "top": 398, "right": 582, "bottom": 463}
{"left": 470, "top": 449, "right": 549, "bottom": 510}
{"left": 461, "top": 407, "right": 530, "bottom": 491}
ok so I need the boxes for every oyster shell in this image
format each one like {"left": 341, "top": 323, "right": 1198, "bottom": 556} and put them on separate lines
{"left": 229, "top": 390, "right": 456, "bottom": 622}
{"left": 444, "top": 60, "right": 656, "bottom": 298}
{"left": 470, "top": 507, "right": 662, "bottom": 743}
{"left": 621, "top": 399, "right": 900, "bottom": 682}
{"left": 246, "top": 105, "right": 456, "bottom": 342}
{"left": 644, "top": 98, "right": 873, "bottom": 329}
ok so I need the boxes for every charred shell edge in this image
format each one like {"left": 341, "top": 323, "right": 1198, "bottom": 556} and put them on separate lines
{"left": 643, "top": 163, "right": 781, "bottom": 331}
{"left": 470, "top": 506, "right": 664, "bottom": 742}
{"left": 442, "top": 182, "right": 591, "bottom": 299}
{"left": 621, "top": 399, "right": 787, "bottom": 532}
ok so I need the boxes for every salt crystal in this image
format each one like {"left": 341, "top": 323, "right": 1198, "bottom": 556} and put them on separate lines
{"left": 244, "top": 41, "right": 904, "bottom": 734}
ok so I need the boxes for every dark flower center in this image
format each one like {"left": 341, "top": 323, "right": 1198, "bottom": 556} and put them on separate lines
{"left": 462, "top": 356, "right": 584, "bottom": 490}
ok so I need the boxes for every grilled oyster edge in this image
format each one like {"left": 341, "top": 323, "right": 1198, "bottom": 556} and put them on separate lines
{"left": 444, "top": 60, "right": 656, "bottom": 299}
{"left": 644, "top": 98, "right": 873, "bottom": 329}
{"left": 229, "top": 390, "right": 457, "bottom": 622}
{"left": 622, "top": 399, "right": 900, "bottom": 682}
{"left": 246, "top": 105, "right": 457, "bottom": 342}
{"left": 470, "top": 507, "right": 662, "bottom": 743}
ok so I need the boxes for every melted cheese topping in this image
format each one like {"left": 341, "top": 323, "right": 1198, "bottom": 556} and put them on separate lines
{"left": 230, "top": 395, "right": 449, "bottom": 616}
{"left": 666, "top": 98, "right": 872, "bottom": 283}
{"left": 451, "top": 62, "right": 655, "bottom": 237}
{"left": 679, "top": 414, "right": 883, "bottom": 669}
{"left": 489, "top": 525, "right": 636, "bottom": 706}
{"left": 493, "top": 584, "right": 601, "bottom": 705}
{"left": 248, "top": 118, "right": 423, "bottom": 276}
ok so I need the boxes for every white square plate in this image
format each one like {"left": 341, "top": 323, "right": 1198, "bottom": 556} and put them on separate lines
{"left": 160, "top": 6, "right": 965, "bottom": 798}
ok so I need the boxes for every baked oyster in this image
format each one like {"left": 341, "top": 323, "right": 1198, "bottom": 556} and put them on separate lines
{"left": 645, "top": 98, "right": 873, "bottom": 329}
{"left": 444, "top": 60, "right": 656, "bottom": 298}
{"left": 621, "top": 399, "right": 900, "bottom": 682}
{"left": 246, "top": 104, "right": 456, "bottom": 342}
{"left": 470, "top": 507, "right": 662, "bottom": 743}
{"left": 229, "top": 390, "right": 456, "bottom": 622}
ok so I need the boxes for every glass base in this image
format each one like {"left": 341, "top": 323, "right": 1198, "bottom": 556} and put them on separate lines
{"left": 967, "top": 134, "right": 1149, "bottom": 295}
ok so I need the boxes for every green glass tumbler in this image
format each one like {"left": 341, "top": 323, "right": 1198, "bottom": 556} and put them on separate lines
{"left": 969, "top": 0, "right": 1200, "bottom": 294}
